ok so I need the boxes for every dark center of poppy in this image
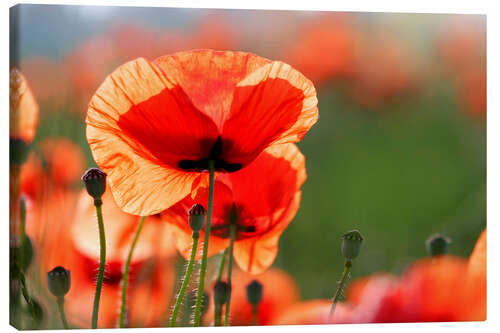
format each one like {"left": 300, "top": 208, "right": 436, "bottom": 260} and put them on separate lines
{"left": 178, "top": 136, "right": 242, "bottom": 173}
{"left": 211, "top": 203, "right": 258, "bottom": 239}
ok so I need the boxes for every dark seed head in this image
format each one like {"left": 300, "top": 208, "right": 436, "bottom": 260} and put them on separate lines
{"left": 213, "top": 281, "right": 231, "bottom": 307}
{"left": 341, "top": 229, "right": 364, "bottom": 260}
{"left": 426, "top": 233, "right": 451, "bottom": 256}
{"left": 188, "top": 204, "right": 206, "bottom": 233}
{"left": 81, "top": 168, "right": 106, "bottom": 200}
{"left": 246, "top": 280, "right": 263, "bottom": 306}
{"left": 47, "top": 266, "right": 71, "bottom": 297}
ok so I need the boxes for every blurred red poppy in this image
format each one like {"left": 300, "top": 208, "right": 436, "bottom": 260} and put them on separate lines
{"left": 10, "top": 68, "right": 39, "bottom": 144}
{"left": 163, "top": 143, "right": 305, "bottom": 274}
{"left": 20, "top": 138, "right": 86, "bottom": 201}
{"left": 283, "top": 13, "right": 358, "bottom": 85}
{"left": 204, "top": 268, "right": 300, "bottom": 325}
{"left": 345, "top": 230, "right": 487, "bottom": 323}
{"left": 86, "top": 49, "right": 317, "bottom": 216}
{"left": 271, "top": 299, "right": 351, "bottom": 325}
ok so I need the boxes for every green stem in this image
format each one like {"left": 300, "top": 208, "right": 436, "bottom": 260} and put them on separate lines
{"left": 213, "top": 248, "right": 228, "bottom": 326}
{"left": 119, "top": 216, "right": 147, "bottom": 328}
{"left": 329, "top": 260, "right": 352, "bottom": 321}
{"left": 57, "top": 297, "right": 69, "bottom": 329}
{"left": 193, "top": 160, "right": 216, "bottom": 326}
{"left": 91, "top": 201, "right": 106, "bottom": 329}
{"left": 169, "top": 233, "right": 200, "bottom": 327}
{"left": 214, "top": 305, "right": 222, "bottom": 327}
{"left": 252, "top": 305, "right": 258, "bottom": 326}
{"left": 223, "top": 224, "right": 237, "bottom": 326}
{"left": 217, "top": 249, "right": 228, "bottom": 282}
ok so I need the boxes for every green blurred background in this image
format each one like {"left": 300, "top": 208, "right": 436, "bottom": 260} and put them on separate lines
{"left": 12, "top": 4, "right": 486, "bottom": 300}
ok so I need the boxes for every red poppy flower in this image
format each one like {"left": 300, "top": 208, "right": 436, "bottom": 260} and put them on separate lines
{"left": 86, "top": 49, "right": 317, "bottom": 216}
{"left": 163, "top": 143, "right": 305, "bottom": 273}
{"left": 344, "top": 229, "right": 487, "bottom": 323}
{"left": 271, "top": 299, "right": 352, "bottom": 325}
{"left": 283, "top": 13, "right": 358, "bottom": 85}
{"left": 204, "top": 268, "right": 300, "bottom": 325}
{"left": 10, "top": 68, "right": 38, "bottom": 143}
{"left": 20, "top": 138, "right": 86, "bottom": 201}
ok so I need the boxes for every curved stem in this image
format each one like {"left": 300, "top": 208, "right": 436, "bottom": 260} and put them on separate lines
{"left": 193, "top": 160, "right": 215, "bottom": 326}
{"left": 223, "top": 224, "right": 237, "bottom": 326}
{"left": 329, "top": 260, "right": 352, "bottom": 321}
{"left": 57, "top": 297, "right": 69, "bottom": 329}
{"left": 119, "top": 216, "right": 147, "bottom": 328}
{"left": 169, "top": 233, "right": 200, "bottom": 327}
{"left": 91, "top": 201, "right": 106, "bottom": 329}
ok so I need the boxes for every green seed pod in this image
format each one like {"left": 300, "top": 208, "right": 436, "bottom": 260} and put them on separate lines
{"left": 213, "top": 281, "right": 231, "bottom": 307}
{"left": 188, "top": 204, "right": 206, "bottom": 233}
{"left": 426, "top": 234, "right": 451, "bottom": 256}
{"left": 47, "top": 266, "right": 71, "bottom": 297}
{"left": 246, "top": 280, "right": 263, "bottom": 307}
{"left": 341, "top": 230, "right": 364, "bottom": 260}
{"left": 81, "top": 168, "right": 107, "bottom": 200}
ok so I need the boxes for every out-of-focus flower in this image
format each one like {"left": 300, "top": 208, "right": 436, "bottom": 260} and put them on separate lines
{"left": 347, "top": 35, "right": 418, "bottom": 108}
{"left": 189, "top": 13, "right": 240, "bottom": 50}
{"left": 437, "top": 16, "right": 486, "bottom": 115}
{"left": 345, "top": 229, "right": 487, "bottom": 323}
{"left": 10, "top": 68, "right": 38, "bottom": 144}
{"left": 271, "top": 299, "right": 351, "bottom": 325}
{"left": 26, "top": 184, "right": 176, "bottom": 328}
{"left": 205, "top": 268, "right": 300, "bottom": 325}
{"left": 64, "top": 35, "right": 117, "bottom": 112}
{"left": 110, "top": 23, "right": 160, "bottom": 61}
{"left": 282, "top": 13, "right": 358, "bottom": 85}
{"left": 20, "top": 138, "right": 86, "bottom": 201}
{"left": 164, "top": 143, "right": 306, "bottom": 274}
{"left": 86, "top": 49, "right": 317, "bottom": 216}
{"left": 19, "top": 57, "right": 72, "bottom": 110}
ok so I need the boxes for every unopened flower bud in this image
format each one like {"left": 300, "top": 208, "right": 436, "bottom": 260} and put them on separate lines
{"left": 47, "top": 266, "right": 71, "bottom": 297}
{"left": 246, "top": 280, "right": 263, "bottom": 307}
{"left": 213, "top": 281, "right": 231, "bottom": 307}
{"left": 188, "top": 204, "right": 206, "bottom": 233}
{"left": 426, "top": 234, "right": 451, "bottom": 256}
{"left": 341, "top": 230, "right": 364, "bottom": 260}
{"left": 82, "top": 168, "right": 106, "bottom": 201}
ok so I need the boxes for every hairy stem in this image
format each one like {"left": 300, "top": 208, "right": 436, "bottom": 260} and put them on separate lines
{"left": 169, "top": 233, "right": 200, "bottom": 327}
{"left": 193, "top": 160, "right": 215, "bottom": 326}
{"left": 329, "top": 260, "right": 352, "bottom": 321}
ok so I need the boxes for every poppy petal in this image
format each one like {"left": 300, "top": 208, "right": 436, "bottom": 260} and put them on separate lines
{"left": 233, "top": 191, "right": 302, "bottom": 274}
{"left": 153, "top": 49, "right": 272, "bottom": 129}
{"left": 221, "top": 61, "right": 318, "bottom": 166}
{"left": 86, "top": 57, "right": 210, "bottom": 214}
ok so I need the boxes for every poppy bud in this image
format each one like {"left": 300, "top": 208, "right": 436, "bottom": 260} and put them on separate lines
{"left": 188, "top": 204, "right": 206, "bottom": 234}
{"left": 81, "top": 168, "right": 106, "bottom": 201}
{"left": 47, "top": 266, "right": 71, "bottom": 298}
{"left": 426, "top": 233, "right": 451, "bottom": 256}
{"left": 246, "top": 280, "right": 263, "bottom": 307}
{"left": 213, "top": 281, "right": 231, "bottom": 308}
{"left": 341, "top": 230, "right": 364, "bottom": 260}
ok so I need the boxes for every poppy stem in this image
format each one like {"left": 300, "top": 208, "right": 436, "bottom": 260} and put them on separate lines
{"left": 119, "top": 216, "right": 147, "bottom": 328}
{"left": 91, "top": 200, "right": 106, "bottom": 329}
{"left": 329, "top": 259, "right": 352, "bottom": 322}
{"left": 252, "top": 305, "right": 259, "bottom": 326}
{"left": 213, "top": 249, "right": 228, "bottom": 326}
{"left": 193, "top": 160, "right": 216, "bottom": 326}
{"left": 169, "top": 231, "right": 200, "bottom": 327}
{"left": 57, "top": 297, "right": 69, "bottom": 329}
{"left": 223, "top": 224, "right": 237, "bottom": 326}
{"left": 217, "top": 248, "right": 228, "bottom": 282}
